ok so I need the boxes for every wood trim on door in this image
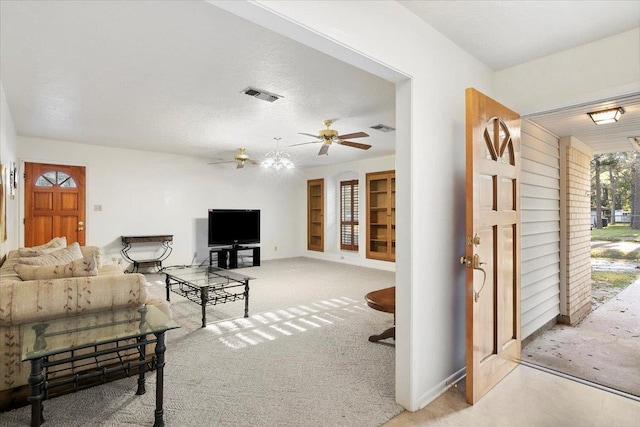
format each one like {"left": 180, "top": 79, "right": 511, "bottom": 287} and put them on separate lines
{"left": 24, "top": 162, "right": 86, "bottom": 246}
{"left": 464, "top": 88, "right": 521, "bottom": 404}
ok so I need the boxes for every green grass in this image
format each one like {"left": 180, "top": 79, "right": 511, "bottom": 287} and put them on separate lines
{"left": 592, "top": 270, "right": 640, "bottom": 289}
{"left": 590, "top": 248, "right": 640, "bottom": 260}
{"left": 591, "top": 223, "right": 640, "bottom": 242}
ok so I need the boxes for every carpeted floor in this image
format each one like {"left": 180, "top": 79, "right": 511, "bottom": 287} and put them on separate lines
{"left": 0, "top": 257, "right": 402, "bottom": 426}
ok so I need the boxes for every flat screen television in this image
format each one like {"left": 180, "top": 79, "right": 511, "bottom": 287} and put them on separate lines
{"left": 208, "top": 209, "right": 260, "bottom": 247}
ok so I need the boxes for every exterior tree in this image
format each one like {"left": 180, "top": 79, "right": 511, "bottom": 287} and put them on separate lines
{"left": 632, "top": 152, "right": 640, "bottom": 229}
{"left": 593, "top": 155, "right": 603, "bottom": 229}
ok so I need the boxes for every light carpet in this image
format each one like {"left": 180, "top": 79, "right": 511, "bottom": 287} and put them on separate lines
{"left": 0, "top": 257, "right": 402, "bottom": 426}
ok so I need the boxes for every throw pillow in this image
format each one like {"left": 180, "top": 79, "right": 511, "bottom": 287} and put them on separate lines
{"left": 18, "top": 236, "right": 68, "bottom": 257}
{"left": 17, "top": 242, "right": 83, "bottom": 266}
{"left": 14, "top": 253, "right": 98, "bottom": 280}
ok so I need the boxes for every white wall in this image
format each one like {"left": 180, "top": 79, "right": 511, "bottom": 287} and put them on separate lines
{"left": 215, "top": 1, "right": 640, "bottom": 412}
{"left": 214, "top": 0, "right": 495, "bottom": 411}
{"left": 17, "top": 136, "right": 303, "bottom": 268}
{"left": 0, "top": 84, "right": 19, "bottom": 258}
{"left": 496, "top": 28, "right": 640, "bottom": 115}
{"left": 302, "top": 154, "right": 396, "bottom": 271}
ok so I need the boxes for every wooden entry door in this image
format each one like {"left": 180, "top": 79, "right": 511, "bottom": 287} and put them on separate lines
{"left": 24, "top": 163, "right": 86, "bottom": 246}
{"left": 463, "top": 88, "right": 521, "bottom": 404}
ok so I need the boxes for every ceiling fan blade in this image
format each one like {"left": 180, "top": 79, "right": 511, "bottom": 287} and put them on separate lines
{"left": 318, "top": 144, "right": 330, "bottom": 156}
{"left": 288, "top": 141, "right": 320, "bottom": 147}
{"left": 299, "top": 132, "right": 322, "bottom": 139}
{"left": 336, "top": 131, "right": 369, "bottom": 140}
{"left": 338, "top": 140, "right": 372, "bottom": 150}
{"left": 207, "top": 160, "right": 234, "bottom": 165}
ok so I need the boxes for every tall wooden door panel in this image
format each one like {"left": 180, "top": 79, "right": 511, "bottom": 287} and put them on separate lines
{"left": 463, "top": 88, "right": 521, "bottom": 404}
{"left": 24, "top": 163, "right": 86, "bottom": 246}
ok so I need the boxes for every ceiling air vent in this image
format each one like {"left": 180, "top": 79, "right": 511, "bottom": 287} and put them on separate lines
{"left": 370, "top": 124, "right": 395, "bottom": 133}
{"left": 242, "top": 87, "right": 282, "bottom": 103}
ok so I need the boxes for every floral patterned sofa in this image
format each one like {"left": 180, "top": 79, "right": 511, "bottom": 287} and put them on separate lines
{"left": 0, "top": 237, "right": 165, "bottom": 410}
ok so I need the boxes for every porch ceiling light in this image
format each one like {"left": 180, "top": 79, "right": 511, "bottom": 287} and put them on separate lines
{"left": 587, "top": 107, "right": 624, "bottom": 125}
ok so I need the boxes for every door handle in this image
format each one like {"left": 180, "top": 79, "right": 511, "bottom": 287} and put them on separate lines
{"left": 460, "top": 254, "right": 487, "bottom": 303}
{"left": 78, "top": 221, "right": 84, "bottom": 231}
{"left": 472, "top": 254, "right": 486, "bottom": 303}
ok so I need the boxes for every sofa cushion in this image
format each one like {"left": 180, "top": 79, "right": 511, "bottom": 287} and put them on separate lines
{"left": 18, "top": 237, "right": 67, "bottom": 257}
{"left": 16, "top": 242, "right": 83, "bottom": 266}
{"left": 13, "top": 253, "right": 98, "bottom": 280}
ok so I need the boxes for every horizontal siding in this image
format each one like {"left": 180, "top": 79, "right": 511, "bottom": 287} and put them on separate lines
{"left": 522, "top": 304, "right": 561, "bottom": 338}
{"left": 521, "top": 221, "right": 560, "bottom": 236}
{"left": 521, "top": 171, "right": 559, "bottom": 190}
{"left": 521, "top": 252, "right": 560, "bottom": 275}
{"left": 520, "top": 120, "right": 561, "bottom": 340}
{"left": 521, "top": 210, "right": 560, "bottom": 223}
{"left": 522, "top": 159, "right": 560, "bottom": 179}
{"left": 522, "top": 293, "right": 561, "bottom": 326}
{"left": 522, "top": 232, "right": 561, "bottom": 249}
{"left": 521, "top": 197, "right": 559, "bottom": 211}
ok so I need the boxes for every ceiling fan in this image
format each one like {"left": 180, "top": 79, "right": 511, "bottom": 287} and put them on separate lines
{"left": 208, "top": 147, "right": 259, "bottom": 169}
{"left": 291, "top": 119, "right": 371, "bottom": 155}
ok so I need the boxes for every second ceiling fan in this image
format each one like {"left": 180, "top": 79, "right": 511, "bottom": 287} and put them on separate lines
{"left": 208, "top": 147, "right": 258, "bottom": 169}
{"left": 291, "top": 119, "right": 371, "bottom": 155}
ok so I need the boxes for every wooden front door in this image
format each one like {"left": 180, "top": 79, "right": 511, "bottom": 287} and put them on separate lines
{"left": 463, "top": 88, "right": 521, "bottom": 404}
{"left": 24, "top": 163, "right": 86, "bottom": 246}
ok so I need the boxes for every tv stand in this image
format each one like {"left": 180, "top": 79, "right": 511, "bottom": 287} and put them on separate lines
{"left": 209, "top": 246, "right": 260, "bottom": 269}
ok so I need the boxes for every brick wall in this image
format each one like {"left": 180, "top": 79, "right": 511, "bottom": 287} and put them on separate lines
{"left": 561, "top": 144, "right": 592, "bottom": 324}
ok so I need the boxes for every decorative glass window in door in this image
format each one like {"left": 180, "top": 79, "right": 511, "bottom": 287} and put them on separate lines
{"left": 35, "top": 171, "right": 77, "bottom": 188}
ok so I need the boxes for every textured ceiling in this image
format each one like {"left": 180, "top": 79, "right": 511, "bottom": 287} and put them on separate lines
{"left": 398, "top": 0, "right": 640, "bottom": 71}
{"left": 0, "top": 1, "right": 396, "bottom": 168}
{"left": 1, "top": 1, "right": 639, "bottom": 167}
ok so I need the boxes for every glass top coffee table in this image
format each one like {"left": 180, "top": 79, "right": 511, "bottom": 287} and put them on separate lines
{"left": 21, "top": 305, "right": 179, "bottom": 427}
{"left": 164, "top": 266, "right": 255, "bottom": 328}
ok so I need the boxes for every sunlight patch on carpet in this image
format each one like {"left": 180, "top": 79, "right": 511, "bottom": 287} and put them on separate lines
{"left": 198, "top": 296, "right": 370, "bottom": 350}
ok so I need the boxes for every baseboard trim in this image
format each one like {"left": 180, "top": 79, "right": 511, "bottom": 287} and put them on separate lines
{"left": 415, "top": 367, "right": 466, "bottom": 411}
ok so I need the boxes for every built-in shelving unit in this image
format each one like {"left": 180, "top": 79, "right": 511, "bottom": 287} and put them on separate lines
{"left": 366, "top": 170, "right": 395, "bottom": 261}
{"left": 307, "top": 178, "right": 324, "bottom": 251}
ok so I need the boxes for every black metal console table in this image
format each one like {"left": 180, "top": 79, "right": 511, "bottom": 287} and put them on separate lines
{"left": 121, "top": 235, "right": 173, "bottom": 272}
{"left": 21, "top": 305, "right": 179, "bottom": 427}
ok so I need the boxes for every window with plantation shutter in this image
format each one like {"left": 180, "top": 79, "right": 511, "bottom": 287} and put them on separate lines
{"left": 340, "top": 180, "right": 359, "bottom": 251}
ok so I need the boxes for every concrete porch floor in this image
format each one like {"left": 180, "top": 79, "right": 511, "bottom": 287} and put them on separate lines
{"left": 522, "top": 276, "right": 640, "bottom": 397}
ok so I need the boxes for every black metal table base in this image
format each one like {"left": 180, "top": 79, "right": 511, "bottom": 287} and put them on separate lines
{"left": 165, "top": 276, "right": 250, "bottom": 328}
{"left": 27, "top": 332, "right": 167, "bottom": 427}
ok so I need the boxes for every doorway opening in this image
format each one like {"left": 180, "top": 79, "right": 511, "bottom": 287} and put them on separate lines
{"left": 521, "top": 93, "right": 640, "bottom": 400}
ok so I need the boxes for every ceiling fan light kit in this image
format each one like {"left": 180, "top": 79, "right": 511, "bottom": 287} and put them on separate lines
{"left": 262, "top": 137, "right": 295, "bottom": 170}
